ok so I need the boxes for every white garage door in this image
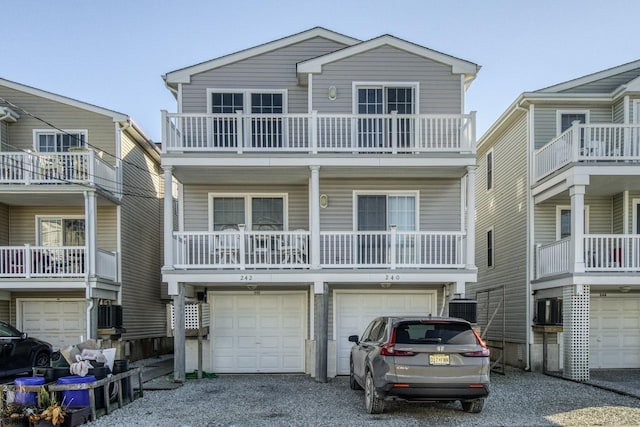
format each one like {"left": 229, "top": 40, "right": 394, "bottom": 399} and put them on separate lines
{"left": 590, "top": 296, "right": 640, "bottom": 368}
{"left": 335, "top": 291, "right": 437, "bottom": 375}
{"left": 19, "top": 299, "right": 86, "bottom": 351}
{"left": 210, "top": 292, "right": 306, "bottom": 373}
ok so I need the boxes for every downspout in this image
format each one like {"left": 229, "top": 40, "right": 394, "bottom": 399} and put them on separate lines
{"left": 516, "top": 100, "right": 533, "bottom": 372}
{"left": 439, "top": 284, "right": 448, "bottom": 316}
{"left": 86, "top": 298, "right": 94, "bottom": 342}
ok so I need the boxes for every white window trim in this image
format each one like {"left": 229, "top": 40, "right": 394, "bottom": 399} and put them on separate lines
{"left": 555, "top": 205, "right": 590, "bottom": 240}
{"left": 352, "top": 190, "right": 420, "bottom": 232}
{"left": 33, "top": 129, "right": 88, "bottom": 151}
{"left": 35, "top": 215, "right": 85, "bottom": 246}
{"left": 351, "top": 82, "right": 420, "bottom": 114}
{"left": 634, "top": 100, "right": 640, "bottom": 124}
{"left": 206, "top": 89, "right": 288, "bottom": 114}
{"left": 486, "top": 148, "right": 494, "bottom": 191}
{"left": 633, "top": 198, "right": 640, "bottom": 234}
{"left": 486, "top": 226, "right": 494, "bottom": 269}
{"left": 556, "top": 110, "right": 590, "bottom": 136}
{"left": 208, "top": 193, "right": 289, "bottom": 231}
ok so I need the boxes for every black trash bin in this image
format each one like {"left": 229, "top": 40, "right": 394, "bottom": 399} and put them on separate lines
{"left": 112, "top": 360, "right": 131, "bottom": 401}
{"left": 88, "top": 366, "right": 109, "bottom": 409}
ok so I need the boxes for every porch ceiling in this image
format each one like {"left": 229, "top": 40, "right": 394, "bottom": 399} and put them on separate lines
{"left": 0, "top": 190, "right": 115, "bottom": 207}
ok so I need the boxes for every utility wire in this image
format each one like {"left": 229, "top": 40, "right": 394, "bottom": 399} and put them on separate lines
{"left": 0, "top": 97, "right": 163, "bottom": 179}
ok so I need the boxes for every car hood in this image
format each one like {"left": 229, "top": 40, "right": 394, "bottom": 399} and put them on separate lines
{"left": 27, "top": 337, "right": 53, "bottom": 350}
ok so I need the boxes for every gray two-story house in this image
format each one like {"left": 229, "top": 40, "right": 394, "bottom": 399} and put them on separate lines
{"left": 0, "top": 79, "right": 169, "bottom": 360}
{"left": 161, "top": 27, "right": 480, "bottom": 380}
{"left": 473, "top": 60, "right": 640, "bottom": 381}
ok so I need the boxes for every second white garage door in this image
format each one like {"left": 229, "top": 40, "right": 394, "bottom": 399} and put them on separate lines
{"left": 18, "top": 299, "right": 86, "bottom": 351}
{"left": 210, "top": 292, "right": 306, "bottom": 373}
{"left": 590, "top": 296, "right": 640, "bottom": 368}
{"left": 335, "top": 291, "right": 437, "bottom": 375}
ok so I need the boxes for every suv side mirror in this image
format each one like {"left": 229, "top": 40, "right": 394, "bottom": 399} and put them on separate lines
{"left": 348, "top": 335, "right": 359, "bottom": 343}
{"left": 20, "top": 332, "right": 28, "bottom": 339}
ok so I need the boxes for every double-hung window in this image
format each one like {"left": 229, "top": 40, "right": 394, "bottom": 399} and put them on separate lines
{"left": 34, "top": 130, "right": 86, "bottom": 152}
{"left": 208, "top": 90, "right": 286, "bottom": 149}
{"left": 556, "top": 206, "right": 589, "bottom": 240}
{"left": 355, "top": 84, "right": 417, "bottom": 150}
{"left": 355, "top": 192, "right": 417, "bottom": 265}
{"left": 210, "top": 194, "right": 286, "bottom": 231}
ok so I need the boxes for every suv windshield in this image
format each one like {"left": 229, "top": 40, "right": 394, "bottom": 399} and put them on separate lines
{"left": 0, "top": 322, "right": 20, "bottom": 337}
{"left": 394, "top": 321, "right": 476, "bottom": 345}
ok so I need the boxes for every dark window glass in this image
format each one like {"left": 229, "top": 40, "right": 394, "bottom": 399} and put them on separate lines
{"left": 211, "top": 92, "right": 243, "bottom": 114}
{"left": 395, "top": 321, "right": 476, "bottom": 345}
{"left": 213, "top": 198, "right": 244, "bottom": 230}
{"left": 357, "top": 196, "right": 386, "bottom": 231}
{"left": 560, "top": 113, "right": 586, "bottom": 133}
{"left": 486, "top": 151, "right": 493, "bottom": 190}
{"left": 487, "top": 229, "right": 494, "bottom": 267}
{"left": 251, "top": 198, "right": 283, "bottom": 230}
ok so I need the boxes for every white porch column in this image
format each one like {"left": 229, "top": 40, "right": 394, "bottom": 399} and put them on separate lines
{"left": 314, "top": 281, "right": 328, "bottom": 383}
{"left": 310, "top": 166, "right": 320, "bottom": 269}
{"left": 163, "top": 166, "right": 174, "bottom": 270}
{"left": 84, "top": 191, "right": 97, "bottom": 278}
{"left": 570, "top": 185, "right": 586, "bottom": 273}
{"left": 465, "top": 166, "right": 477, "bottom": 270}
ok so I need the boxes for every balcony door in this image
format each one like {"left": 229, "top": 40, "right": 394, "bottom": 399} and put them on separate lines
{"left": 37, "top": 217, "right": 85, "bottom": 273}
{"left": 355, "top": 85, "right": 415, "bottom": 150}
{"left": 209, "top": 90, "right": 286, "bottom": 149}
{"left": 356, "top": 194, "right": 416, "bottom": 264}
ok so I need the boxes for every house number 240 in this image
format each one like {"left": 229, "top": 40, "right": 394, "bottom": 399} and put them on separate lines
{"left": 384, "top": 274, "right": 400, "bottom": 281}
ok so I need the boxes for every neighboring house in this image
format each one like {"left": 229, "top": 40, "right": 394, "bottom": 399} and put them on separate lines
{"left": 472, "top": 60, "right": 640, "bottom": 381}
{"left": 0, "top": 79, "right": 170, "bottom": 360}
{"left": 161, "top": 27, "right": 480, "bottom": 380}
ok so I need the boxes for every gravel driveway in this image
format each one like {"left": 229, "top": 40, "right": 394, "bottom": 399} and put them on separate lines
{"left": 87, "top": 368, "right": 640, "bottom": 426}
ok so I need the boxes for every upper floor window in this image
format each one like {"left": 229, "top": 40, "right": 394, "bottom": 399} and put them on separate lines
{"left": 210, "top": 194, "right": 287, "bottom": 231}
{"left": 355, "top": 193, "right": 418, "bottom": 231}
{"left": 208, "top": 90, "right": 287, "bottom": 115}
{"left": 486, "top": 150, "right": 493, "bottom": 191}
{"left": 37, "top": 216, "right": 85, "bottom": 246}
{"left": 556, "top": 206, "right": 589, "bottom": 240}
{"left": 34, "top": 130, "right": 86, "bottom": 152}
{"left": 487, "top": 227, "right": 494, "bottom": 268}
{"left": 556, "top": 110, "right": 589, "bottom": 135}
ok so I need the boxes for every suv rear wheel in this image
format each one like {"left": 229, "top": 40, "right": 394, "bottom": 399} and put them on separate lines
{"left": 364, "top": 370, "right": 384, "bottom": 414}
{"left": 461, "top": 398, "right": 485, "bottom": 413}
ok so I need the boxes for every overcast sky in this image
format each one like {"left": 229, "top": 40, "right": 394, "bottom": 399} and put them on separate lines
{"left": 3, "top": 0, "right": 640, "bottom": 141}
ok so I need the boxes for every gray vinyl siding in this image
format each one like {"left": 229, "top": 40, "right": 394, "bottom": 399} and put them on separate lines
{"left": 557, "top": 68, "right": 640, "bottom": 94}
{"left": 7, "top": 206, "right": 116, "bottom": 251}
{"left": 119, "top": 131, "right": 164, "bottom": 340}
{"left": 312, "top": 45, "right": 461, "bottom": 114}
{"left": 533, "top": 106, "right": 613, "bottom": 149}
{"left": 0, "top": 86, "right": 116, "bottom": 163}
{"left": 534, "top": 196, "right": 614, "bottom": 244}
{"left": 613, "top": 98, "right": 625, "bottom": 123}
{"left": 472, "top": 113, "right": 528, "bottom": 343}
{"left": 0, "top": 203, "right": 8, "bottom": 245}
{"left": 183, "top": 37, "right": 349, "bottom": 114}
{"left": 632, "top": 97, "right": 640, "bottom": 123}
{"left": 182, "top": 184, "right": 309, "bottom": 231}
{"left": 319, "top": 178, "right": 461, "bottom": 231}
{"left": 630, "top": 192, "right": 640, "bottom": 233}
{"left": 0, "top": 122, "right": 7, "bottom": 150}
{"left": 613, "top": 193, "right": 624, "bottom": 234}
{"left": 0, "top": 300, "right": 8, "bottom": 323}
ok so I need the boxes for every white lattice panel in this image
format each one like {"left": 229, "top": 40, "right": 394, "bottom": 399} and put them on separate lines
{"left": 563, "top": 285, "right": 590, "bottom": 381}
{"left": 169, "top": 303, "right": 210, "bottom": 330}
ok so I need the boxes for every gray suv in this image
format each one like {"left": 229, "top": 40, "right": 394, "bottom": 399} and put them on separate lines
{"left": 348, "top": 316, "right": 490, "bottom": 414}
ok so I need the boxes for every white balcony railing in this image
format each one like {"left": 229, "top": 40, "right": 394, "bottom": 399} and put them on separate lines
{"left": 0, "top": 151, "right": 118, "bottom": 193}
{"left": 172, "top": 230, "right": 465, "bottom": 270}
{"left": 535, "top": 234, "right": 640, "bottom": 278}
{"left": 534, "top": 124, "right": 640, "bottom": 180}
{"left": 0, "top": 245, "right": 118, "bottom": 281}
{"left": 162, "top": 111, "right": 476, "bottom": 155}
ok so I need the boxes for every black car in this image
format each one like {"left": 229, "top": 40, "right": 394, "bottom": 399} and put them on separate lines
{"left": 0, "top": 321, "right": 52, "bottom": 377}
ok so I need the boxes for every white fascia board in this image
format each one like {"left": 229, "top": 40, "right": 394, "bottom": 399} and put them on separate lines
{"left": 0, "top": 78, "right": 129, "bottom": 122}
{"left": 297, "top": 35, "right": 480, "bottom": 76}
{"left": 537, "top": 59, "right": 640, "bottom": 93}
{"left": 161, "top": 156, "right": 475, "bottom": 168}
{"left": 164, "top": 27, "right": 360, "bottom": 84}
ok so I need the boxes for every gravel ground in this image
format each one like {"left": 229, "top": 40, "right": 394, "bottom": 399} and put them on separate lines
{"left": 86, "top": 367, "right": 640, "bottom": 427}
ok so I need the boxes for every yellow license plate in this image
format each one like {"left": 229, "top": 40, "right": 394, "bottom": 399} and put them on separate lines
{"left": 429, "top": 354, "right": 450, "bottom": 366}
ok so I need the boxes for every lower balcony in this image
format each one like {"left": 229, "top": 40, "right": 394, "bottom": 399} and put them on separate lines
{"left": 0, "top": 245, "right": 117, "bottom": 282}
{"left": 173, "top": 230, "right": 466, "bottom": 270}
{"left": 535, "top": 235, "right": 640, "bottom": 279}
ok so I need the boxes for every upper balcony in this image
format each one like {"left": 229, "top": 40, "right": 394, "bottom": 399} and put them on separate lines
{"left": 0, "top": 150, "right": 119, "bottom": 195}
{"left": 162, "top": 111, "right": 475, "bottom": 156}
{"left": 534, "top": 123, "right": 640, "bottom": 182}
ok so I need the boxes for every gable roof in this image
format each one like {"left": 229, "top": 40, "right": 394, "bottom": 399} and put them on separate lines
{"left": 297, "top": 34, "right": 480, "bottom": 86}
{"left": 163, "top": 27, "right": 360, "bottom": 86}
{"left": 536, "top": 58, "right": 640, "bottom": 93}
{"left": 0, "top": 77, "right": 129, "bottom": 122}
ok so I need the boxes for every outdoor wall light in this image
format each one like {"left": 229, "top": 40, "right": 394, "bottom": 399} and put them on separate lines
{"left": 319, "top": 194, "right": 329, "bottom": 209}
{"left": 328, "top": 86, "right": 337, "bottom": 100}
{"left": 619, "top": 286, "right": 631, "bottom": 293}
{"left": 380, "top": 283, "right": 392, "bottom": 289}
